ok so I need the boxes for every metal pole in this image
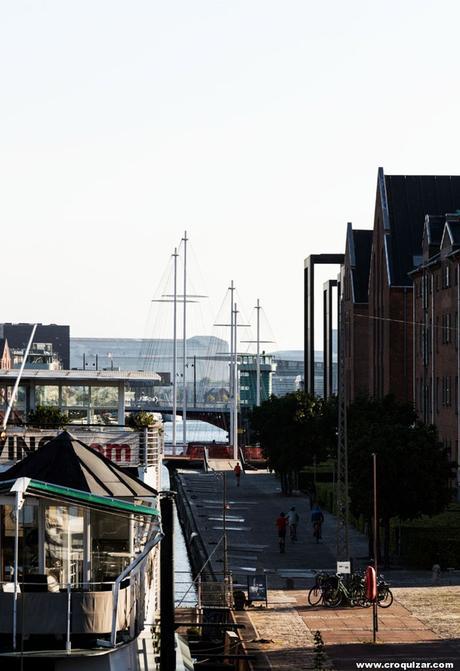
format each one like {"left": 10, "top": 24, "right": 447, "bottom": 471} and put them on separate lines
{"left": 12, "top": 491, "right": 19, "bottom": 651}
{"left": 66, "top": 582, "right": 72, "bottom": 653}
{"left": 182, "top": 231, "right": 188, "bottom": 449}
{"left": 172, "top": 248, "right": 178, "bottom": 455}
{"left": 256, "top": 299, "right": 261, "bottom": 406}
{"left": 160, "top": 492, "right": 176, "bottom": 671}
{"left": 373, "top": 452, "right": 379, "bottom": 640}
{"left": 229, "top": 282, "right": 235, "bottom": 448}
{"left": 233, "top": 303, "right": 239, "bottom": 461}
{"left": 193, "top": 355, "right": 197, "bottom": 408}
{"left": 3, "top": 324, "right": 37, "bottom": 430}
{"left": 223, "top": 473, "right": 228, "bottom": 588}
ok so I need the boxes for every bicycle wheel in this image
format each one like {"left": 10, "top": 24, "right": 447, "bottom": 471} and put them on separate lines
{"left": 377, "top": 587, "right": 393, "bottom": 608}
{"left": 323, "top": 587, "right": 342, "bottom": 608}
{"left": 308, "top": 586, "right": 323, "bottom": 606}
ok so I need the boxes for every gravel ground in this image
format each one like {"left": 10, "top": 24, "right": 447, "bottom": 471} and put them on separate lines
{"left": 393, "top": 586, "right": 460, "bottom": 639}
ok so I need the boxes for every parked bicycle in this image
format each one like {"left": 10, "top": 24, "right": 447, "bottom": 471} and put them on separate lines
{"left": 307, "top": 570, "right": 393, "bottom": 609}
{"left": 307, "top": 571, "right": 332, "bottom": 606}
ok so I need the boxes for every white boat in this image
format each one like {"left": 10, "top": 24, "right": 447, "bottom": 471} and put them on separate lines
{"left": 0, "top": 430, "right": 167, "bottom": 671}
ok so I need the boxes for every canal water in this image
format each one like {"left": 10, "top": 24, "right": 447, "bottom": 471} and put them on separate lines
{"left": 161, "top": 464, "right": 196, "bottom": 607}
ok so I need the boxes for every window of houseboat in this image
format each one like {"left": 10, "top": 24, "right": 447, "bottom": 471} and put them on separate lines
{"left": 44, "top": 505, "right": 84, "bottom": 586}
{"left": 91, "top": 510, "right": 130, "bottom": 583}
{"left": 0, "top": 504, "right": 38, "bottom": 582}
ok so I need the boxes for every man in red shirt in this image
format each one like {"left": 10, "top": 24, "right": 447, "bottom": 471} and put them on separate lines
{"left": 234, "top": 462, "right": 242, "bottom": 487}
{"left": 276, "top": 512, "right": 288, "bottom": 553}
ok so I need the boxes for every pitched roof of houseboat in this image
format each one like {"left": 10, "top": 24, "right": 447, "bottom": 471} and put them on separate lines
{"left": 0, "top": 430, "right": 157, "bottom": 498}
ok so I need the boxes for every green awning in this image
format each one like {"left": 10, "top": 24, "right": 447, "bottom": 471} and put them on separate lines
{"left": 0, "top": 478, "right": 159, "bottom": 518}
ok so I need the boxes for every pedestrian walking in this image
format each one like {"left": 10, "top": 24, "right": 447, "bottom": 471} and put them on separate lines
{"left": 276, "top": 512, "right": 288, "bottom": 553}
{"left": 234, "top": 462, "right": 242, "bottom": 487}
{"left": 287, "top": 506, "right": 299, "bottom": 541}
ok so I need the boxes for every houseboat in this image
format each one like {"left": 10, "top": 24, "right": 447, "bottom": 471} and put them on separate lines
{"left": 0, "top": 430, "right": 163, "bottom": 670}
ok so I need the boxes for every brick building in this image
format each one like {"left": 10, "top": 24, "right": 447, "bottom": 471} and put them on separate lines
{"left": 412, "top": 214, "right": 460, "bottom": 492}
{"left": 367, "top": 169, "right": 460, "bottom": 403}
{"left": 342, "top": 223, "right": 372, "bottom": 401}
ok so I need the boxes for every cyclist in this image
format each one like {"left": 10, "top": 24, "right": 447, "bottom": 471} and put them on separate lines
{"left": 287, "top": 506, "right": 299, "bottom": 541}
{"left": 275, "top": 512, "right": 288, "bottom": 553}
{"left": 311, "top": 503, "right": 324, "bottom": 542}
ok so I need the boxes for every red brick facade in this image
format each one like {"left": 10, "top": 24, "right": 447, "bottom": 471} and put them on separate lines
{"left": 412, "top": 215, "right": 460, "bottom": 488}
{"left": 367, "top": 181, "right": 413, "bottom": 403}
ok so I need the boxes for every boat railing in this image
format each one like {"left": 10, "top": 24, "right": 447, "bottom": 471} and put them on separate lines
{"left": 0, "top": 533, "right": 162, "bottom": 653}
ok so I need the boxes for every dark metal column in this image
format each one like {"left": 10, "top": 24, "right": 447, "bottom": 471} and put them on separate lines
{"left": 304, "top": 254, "right": 344, "bottom": 396}
{"left": 160, "top": 491, "right": 176, "bottom": 671}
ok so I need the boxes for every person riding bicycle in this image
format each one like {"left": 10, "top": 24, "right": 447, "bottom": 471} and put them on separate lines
{"left": 311, "top": 503, "right": 324, "bottom": 540}
{"left": 287, "top": 506, "right": 299, "bottom": 541}
{"left": 275, "top": 512, "right": 288, "bottom": 553}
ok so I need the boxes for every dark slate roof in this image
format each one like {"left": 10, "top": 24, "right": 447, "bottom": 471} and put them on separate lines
{"left": 351, "top": 229, "right": 373, "bottom": 303}
{"left": 0, "top": 430, "right": 157, "bottom": 498}
{"left": 383, "top": 174, "right": 460, "bottom": 285}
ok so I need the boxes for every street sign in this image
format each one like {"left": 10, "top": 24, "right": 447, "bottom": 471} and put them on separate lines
{"left": 337, "top": 561, "right": 351, "bottom": 574}
{"left": 247, "top": 575, "right": 268, "bottom": 606}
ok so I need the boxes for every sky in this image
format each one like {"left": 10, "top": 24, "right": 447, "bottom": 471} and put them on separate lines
{"left": 1, "top": 1, "right": 460, "bottom": 352}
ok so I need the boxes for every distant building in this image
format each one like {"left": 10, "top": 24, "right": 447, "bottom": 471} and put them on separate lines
{"left": 239, "top": 353, "right": 276, "bottom": 408}
{"left": 0, "top": 339, "right": 11, "bottom": 370}
{"left": 0, "top": 323, "right": 70, "bottom": 369}
{"left": 11, "top": 342, "right": 62, "bottom": 370}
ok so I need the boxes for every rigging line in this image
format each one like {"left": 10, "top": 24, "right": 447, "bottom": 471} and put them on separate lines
{"left": 353, "top": 312, "right": 460, "bottom": 331}
{"left": 174, "top": 535, "right": 224, "bottom": 608}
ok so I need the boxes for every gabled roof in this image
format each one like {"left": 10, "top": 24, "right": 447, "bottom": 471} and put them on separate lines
{"left": 423, "top": 214, "right": 444, "bottom": 247}
{"left": 379, "top": 169, "right": 460, "bottom": 286}
{"left": 0, "top": 430, "right": 157, "bottom": 498}
{"left": 348, "top": 227, "right": 373, "bottom": 303}
{"left": 444, "top": 216, "right": 460, "bottom": 247}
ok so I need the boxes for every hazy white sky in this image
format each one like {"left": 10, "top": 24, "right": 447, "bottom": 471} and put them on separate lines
{"left": 1, "top": 1, "right": 460, "bottom": 351}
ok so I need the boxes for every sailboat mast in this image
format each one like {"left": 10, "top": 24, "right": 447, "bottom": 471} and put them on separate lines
{"left": 229, "top": 281, "right": 235, "bottom": 448}
{"left": 256, "top": 299, "right": 261, "bottom": 407}
{"left": 182, "top": 231, "right": 188, "bottom": 449}
{"left": 172, "top": 248, "right": 178, "bottom": 455}
{"left": 233, "top": 302, "right": 239, "bottom": 461}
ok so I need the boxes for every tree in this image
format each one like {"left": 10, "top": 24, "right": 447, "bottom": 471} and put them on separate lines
{"left": 250, "top": 392, "right": 337, "bottom": 495}
{"left": 27, "top": 404, "right": 69, "bottom": 429}
{"left": 348, "top": 395, "right": 455, "bottom": 566}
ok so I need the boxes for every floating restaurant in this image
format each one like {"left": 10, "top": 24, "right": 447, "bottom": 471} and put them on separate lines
{"left": 0, "top": 431, "right": 162, "bottom": 670}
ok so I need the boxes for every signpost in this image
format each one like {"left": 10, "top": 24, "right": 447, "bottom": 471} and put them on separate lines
{"left": 247, "top": 575, "right": 268, "bottom": 607}
{"left": 336, "top": 561, "right": 351, "bottom": 574}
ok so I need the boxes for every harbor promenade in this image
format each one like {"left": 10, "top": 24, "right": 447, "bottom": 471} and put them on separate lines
{"left": 176, "top": 468, "right": 460, "bottom": 670}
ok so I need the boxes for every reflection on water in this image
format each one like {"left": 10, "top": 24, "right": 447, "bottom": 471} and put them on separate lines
{"left": 164, "top": 419, "right": 227, "bottom": 449}
{"left": 161, "top": 465, "right": 196, "bottom": 606}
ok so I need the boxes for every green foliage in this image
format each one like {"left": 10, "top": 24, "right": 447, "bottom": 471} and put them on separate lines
{"left": 126, "top": 411, "right": 157, "bottom": 429}
{"left": 27, "top": 404, "right": 68, "bottom": 429}
{"left": 347, "top": 394, "right": 455, "bottom": 565}
{"left": 396, "top": 527, "right": 460, "bottom": 569}
{"left": 348, "top": 395, "right": 454, "bottom": 522}
{"left": 250, "top": 392, "right": 337, "bottom": 472}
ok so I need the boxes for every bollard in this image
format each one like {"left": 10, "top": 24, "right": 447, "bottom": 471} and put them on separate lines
{"left": 432, "top": 563, "right": 441, "bottom": 585}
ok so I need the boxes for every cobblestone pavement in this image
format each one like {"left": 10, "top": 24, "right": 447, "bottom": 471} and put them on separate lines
{"left": 243, "top": 590, "right": 326, "bottom": 670}
{"left": 392, "top": 585, "right": 460, "bottom": 639}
